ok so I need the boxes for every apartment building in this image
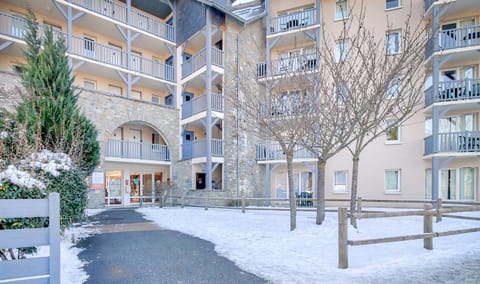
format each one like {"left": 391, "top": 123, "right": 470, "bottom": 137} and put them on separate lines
{"left": 0, "top": 0, "right": 478, "bottom": 208}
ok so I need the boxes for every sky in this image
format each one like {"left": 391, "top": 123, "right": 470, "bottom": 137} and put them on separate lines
{"left": 33, "top": 207, "right": 480, "bottom": 283}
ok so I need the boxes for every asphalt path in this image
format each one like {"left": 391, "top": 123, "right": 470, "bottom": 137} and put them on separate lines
{"left": 77, "top": 208, "right": 269, "bottom": 284}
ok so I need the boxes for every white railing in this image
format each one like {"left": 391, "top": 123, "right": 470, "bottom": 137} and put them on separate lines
{"left": 424, "top": 131, "right": 480, "bottom": 155}
{"left": 270, "top": 8, "right": 316, "bottom": 34}
{"left": 182, "top": 48, "right": 224, "bottom": 78}
{"left": 255, "top": 144, "right": 316, "bottom": 161}
{"left": 181, "top": 93, "right": 223, "bottom": 119}
{"left": 68, "top": 0, "right": 174, "bottom": 41}
{"left": 105, "top": 139, "right": 170, "bottom": 161}
{"left": 256, "top": 53, "right": 318, "bottom": 78}
{"left": 182, "top": 138, "right": 223, "bottom": 159}
{"left": 425, "top": 78, "right": 480, "bottom": 106}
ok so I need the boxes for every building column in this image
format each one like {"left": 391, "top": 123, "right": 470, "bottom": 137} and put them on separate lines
{"left": 431, "top": 5, "right": 440, "bottom": 201}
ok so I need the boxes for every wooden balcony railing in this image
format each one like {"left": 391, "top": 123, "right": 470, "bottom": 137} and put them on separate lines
{"left": 68, "top": 0, "right": 174, "bottom": 41}
{"left": 424, "top": 131, "right": 480, "bottom": 155}
{"left": 256, "top": 53, "right": 318, "bottom": 78}
{"left": 181, "top": 48, "right": 224, "bottom": 79}
{"left": 269, "top": 8, "right": 317, "bottom": 34}
{"left": 182, "top": 139, "right": 223, "bottom": 159}
{"left": 425, "top": 78, "right": 480, "bottom": 106}
{"left": 255, "top": 144, "right": 316, "bottom": 161}
{"left": 105, "top": 139, "right": 170, "bottom": 161}
{"left": 181, "top": 93, "right": 223, "bottom": 119}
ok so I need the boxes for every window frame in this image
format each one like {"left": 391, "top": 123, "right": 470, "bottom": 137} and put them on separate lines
{"left": 333, "top": 170, "right": 348, "bottom": 193}
{"left": 83, "top": 79, "right": 96, "bottom": 90}
{"left": 386, "top": 30, "right": 401, "bottom": 55}
{"left": 386, "top": 0, "right": 400, "bottom": 10}
{"left": 384, "top": 169, "right": 401, "bottom": 193}
{"left": 335, "top": 0, "right": 349, "bottom": 21}
{"left": 334, "top": 39, "right": 349, "bottom": 63}
{"left": 386, "top": 78, "right": 400, "bottom": 99}
{"left": 385, "top": 119, "right": 401, "bottom": 144}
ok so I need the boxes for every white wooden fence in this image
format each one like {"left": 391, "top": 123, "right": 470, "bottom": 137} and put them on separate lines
{"left": 0, "top": 193, "right": 60, "bottom": 283}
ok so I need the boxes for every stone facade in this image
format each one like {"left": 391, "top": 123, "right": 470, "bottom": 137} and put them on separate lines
{"left": 222, "top": 18, "right": 266, "bottom": 199}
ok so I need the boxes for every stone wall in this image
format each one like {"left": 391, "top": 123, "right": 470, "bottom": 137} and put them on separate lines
{"left": 222, "top": 18, "right": 266, "bottom": 199}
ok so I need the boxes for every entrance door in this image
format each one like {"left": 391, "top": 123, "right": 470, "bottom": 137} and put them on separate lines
{"left": 196, "top": 173, "right": 206, "bottom": 189}
{"left": 130, "top": 173, "right": 141, "bottom": 204}
{"left": 84, "top": 36, "right": 96, "bottom": 58}
{"left": 127, "top": 129, "right": 142, "bottom": 159}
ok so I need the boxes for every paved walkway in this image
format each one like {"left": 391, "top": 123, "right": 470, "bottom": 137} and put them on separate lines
{"left": 77, "top": 208, "right": 269, "bottom": 284}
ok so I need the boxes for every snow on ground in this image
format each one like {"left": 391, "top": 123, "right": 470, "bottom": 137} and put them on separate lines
{"left": 138, "top": 207, "right": 480, "bottom": 284}
{"left": 35, "top": 209, "right": 105, "bottom": 284}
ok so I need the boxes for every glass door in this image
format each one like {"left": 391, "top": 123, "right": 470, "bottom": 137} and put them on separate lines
{"left": 105, "top": 171, "right": 122, "bottom": 205}
{"left": 130, "top": 173, "right": 141, "bottom": 204}
{"left": 142, "top": 173, "right": 153, "bottom": 203}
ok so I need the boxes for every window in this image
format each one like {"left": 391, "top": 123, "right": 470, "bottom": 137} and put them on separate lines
{"left": 84, "top": 36, "right": 95, "bottom": 58}
{"left": 165, "top": 94, "right": 173, "bottom": 106}
{"left": 152, "top": 95, "right": 160, "bottom": 104}
{"left": 108, "top": 84, "right": 122, "bottom": 96}
{"left": 386, "top": 31, "right": 401, "bottom": 54}
{"left": 385, "top": 120, "right": 400, "bottom": 143}
{"left": 131, "top": 90, "right": 142, "bottom": 100}
{"left": 386, "top": 78, "right": 399, "bottom": 99}
{"left": 385, "top": 169, "right": 401, "bottom": 193}
{"left": 335, "top": 83, "right": 348, "bottom": 104}
{"left": 425, "top": 168, "right": 432, "bottom": 199}
{"left": 386, "top": 0, "right": 400, "bottom": 9}
{"left": 84, "top": 79, "right": 96, "bottom": 90}
{"left": 440, "top": 167, "right": 476, "bottom": 201}
{"left": 335, "top": 0, "right": 349, "bottom": 20}
{"left": 334, "top": 171, "right": 348, "bottom": 193}
{"left": 334, "top": 40, "right": 348, "bottom": 62}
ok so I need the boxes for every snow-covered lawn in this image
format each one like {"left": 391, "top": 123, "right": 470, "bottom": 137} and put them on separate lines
{"left": 138, "top": 207, "right": 480, "bottom": 284}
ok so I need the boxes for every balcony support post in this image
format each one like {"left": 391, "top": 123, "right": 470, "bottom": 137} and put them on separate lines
{"left": 0, "top": 41, "right": 13, "bottom": 52}
{"left": 205, "top": 8, "right": 213, "bottom": 190}
{"left": 53, "top": 2, "right": 84, "bottom": 70}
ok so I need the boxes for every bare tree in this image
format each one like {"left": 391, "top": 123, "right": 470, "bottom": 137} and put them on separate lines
{"left": 317, "top": 1, "right": 427, "bottom": 226}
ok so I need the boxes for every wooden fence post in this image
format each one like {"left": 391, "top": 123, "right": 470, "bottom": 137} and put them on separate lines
{"left": 436, "top": 198, "right": 442, "bottom": 223}
{"left": 424, "top": 203, "right": 433, "bottom": 250}
{"left": 49, "top": 193, "right": 60, "bottom": 284}
{"left": 181, "top": 193, "right": 184, "bottom": 208}
{"left": 204, "top": 191, "right": 209, "bottom": 211}
{"left": 241, "top": 193, "right": 246, "bottom": 213}
{"left": 338, "top": 207, "right": 348, "bottom": 269}
{"left": 357, "top": 197, "right": 362, "bottom": 213}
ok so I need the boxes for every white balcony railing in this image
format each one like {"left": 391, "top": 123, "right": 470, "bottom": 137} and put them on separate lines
{"left": 68, "top": 0, "right": 174, "bottom": 41}
{"left": 269, "top": 8, "right": 317, "bottom": 34}
{"left": 256, "top": 53, "right": 318, "bottom": 78}
{"left": 181, "top": 48, "right": 224, "bottom": 78}
{"left": 255, "top": 144, "right": 316, "bottom": 161}
{"left": 425, "top": 78, "right": 480, "bottom": 106}
{"left": 426, "top": 25, "right": 480, "bottom": 58}
{"left": 182, "top": 139, "right": 223, "bottom": 159}
{"left": 181, "top": 93, "right": 223, "bottom": 119}
{"left": 105, "top": 139, "right": 170, "bottom": 161}
{"left": 424, "top": 131, "right": 480, "bottom": 155}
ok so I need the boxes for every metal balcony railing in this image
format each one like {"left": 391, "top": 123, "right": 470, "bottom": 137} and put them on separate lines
{"left": 182, "top": 139, "right": 223, "bottom": 159}
{"left": 181, "top": 48, "right": 224, "bottom": 79}
{"left": 425, "top": 78, "right": 480, "bottom": 107}
{"left": 424, "top": 131, "right": 480, "bottom": 155}
{"left": 0, "top": 11, "right": 28, "bottom": 39}
{"left": 256, "top": 53, "right": 318, "bottom": 78}
{"left": 68, "top": 0, "right": 174, "bottom": 41}
{"left": 269, "top": 8, "right": 317, "bottom": 34}
{"left": 105, "top": 139, "right": 170, "bottom": 161}
{"left": 181, "top": 93, "right": 223, "bottom": 119}
{"left": 426, "top": 25, "right": 480, "bottom": 59}
{"left": 255, "top": 144, "right": 316, "bottom": 161}
{"left": 424, "top": 0, "right": 438, "bottom": 12}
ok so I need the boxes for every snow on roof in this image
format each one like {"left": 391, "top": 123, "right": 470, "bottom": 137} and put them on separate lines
{"left": 232, "top": 0, "right": 256, "bottom": 6}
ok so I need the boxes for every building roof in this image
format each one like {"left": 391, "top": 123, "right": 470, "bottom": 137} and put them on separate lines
{"left": 196, "top": 0, "right": 265, "bottom": 25}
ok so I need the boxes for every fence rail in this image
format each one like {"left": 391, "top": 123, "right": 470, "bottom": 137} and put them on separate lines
{"left": 338, "top": 201, "right": 480, "bottom": 268}
{"left": 0, "top": 193, "right": 60, "bottom": 283}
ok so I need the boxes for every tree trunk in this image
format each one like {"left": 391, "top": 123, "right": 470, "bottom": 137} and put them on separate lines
{"left": 350, "top": 154, "right": 360, "bottom": 227}
{"left": 316, "top": 159, "right": 326, "bottom": 225}
{"left": 286, "top": 150, "right": 297, "bottom": 231}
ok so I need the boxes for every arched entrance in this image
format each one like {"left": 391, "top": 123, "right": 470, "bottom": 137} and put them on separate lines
{"left": 103, "top": 121, "right": 171, "bottom": 206}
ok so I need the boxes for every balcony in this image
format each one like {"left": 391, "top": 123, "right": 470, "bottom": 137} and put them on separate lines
{"left": 424, "top": 0, "right": 438, "bottom": 12}
{"left": 105, "top": 139, "right": 170, "bottom": 161}
{"left": 0, "top": 11, "right": 28, "bottom": 40}
{"left": 181, "top": 48, "right": 224, "bottom": 79}
{"left": 181, "top": 93, "right": 223, "bottom": 119}
{"left": 69, "top": 34, "right": 174, "bottom": 82}
{"left": 269, "top": 8, "right": 317, "bottom": 34}
{"left": 256, "top": 53, "right": 318, "bottom": 78}
{"left": 425, "top": 78, "right": 480, "bottom": 106}
{"left": 255, "top": 144, "right": 316, "bottom": 161}
{"left": 67, "top": 0, "right": 174, "bottom": 42}
{"left": 182, "top": 139, "right": 223, "bottom": 159}
{"left": 425, "top": 25, "right": 480, "bottom": 59}
{"left": 424, "top": 131, "right": 480, "bottom": 155}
